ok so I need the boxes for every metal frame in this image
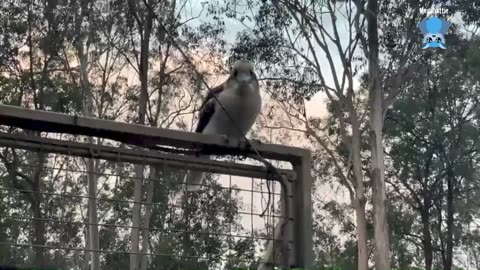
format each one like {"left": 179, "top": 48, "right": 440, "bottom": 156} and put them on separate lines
{"left": 0, "top": 104, "right": 313, "bottom": 268}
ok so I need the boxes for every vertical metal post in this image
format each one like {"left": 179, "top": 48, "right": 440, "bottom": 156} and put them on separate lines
{"left": 292, "top": 154, "right": 314, "bottom": 268}
{"left": 286, "top": 177, "right": 295, "bottom": 268}
{"left": 280, "top": 176, "right": 294, "bottom": 269}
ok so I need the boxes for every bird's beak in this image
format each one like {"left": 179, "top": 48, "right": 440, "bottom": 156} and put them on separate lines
{"left": 237, "top": 73, "right": 251, "bottom": 83}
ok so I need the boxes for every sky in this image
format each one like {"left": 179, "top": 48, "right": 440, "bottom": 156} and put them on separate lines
{"left": 181, "top": 0, "right": 349, "bottom": 118}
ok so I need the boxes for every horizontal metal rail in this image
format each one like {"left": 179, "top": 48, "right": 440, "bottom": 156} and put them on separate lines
{"left": 0, "top": 104, "right": 309, "bottom": 162}
{"left": 0, "top": 132, "right": 296, "bottom": 180}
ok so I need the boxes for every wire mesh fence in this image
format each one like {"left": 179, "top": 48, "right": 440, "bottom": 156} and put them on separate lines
{"left": 0, "top": 105, "right": 313, "bottom": 270}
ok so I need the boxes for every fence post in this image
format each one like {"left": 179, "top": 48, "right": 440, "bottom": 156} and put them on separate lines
{"left": 292, "top": 153, "right": 314, "bottom": 268}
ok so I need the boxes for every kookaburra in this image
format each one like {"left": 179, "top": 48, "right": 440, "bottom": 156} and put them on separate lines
{"left": 184, "top": 60, "right": 262, "bottom": 192}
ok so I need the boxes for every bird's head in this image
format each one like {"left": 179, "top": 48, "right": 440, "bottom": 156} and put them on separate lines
{"left": 230, "top": 60, "right": 257, "bottom": 86}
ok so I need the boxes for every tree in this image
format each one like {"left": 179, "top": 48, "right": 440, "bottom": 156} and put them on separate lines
{"left": 363, "top": 0, "right": 391, "bottom": 267}
{"left": 0, "top": 0, "right": 250, "bottom": 269}
{"left": 111, "top": 0, "right": 228, "bottom": 268}
{"left": 223, "top": 0, "right": 372, "bottom": 267}
{"left": 0, "top": 0, "right": 81, "bottom": 266}
{"left": 71, "top": 0, "right": 101, "bottom": 268}
{"left": 384, "top": 33, "right": 480, "bottom": 270}
{"left": 221, "top": 0, "right": 427, "bottom": 268}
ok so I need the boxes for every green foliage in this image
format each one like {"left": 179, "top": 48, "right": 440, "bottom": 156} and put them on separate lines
{"left": 384, "top": 25, "right": 480, "bottom": 270}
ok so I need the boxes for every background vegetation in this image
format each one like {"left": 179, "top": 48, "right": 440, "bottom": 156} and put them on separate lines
{"left": 0, "top": 0, "right": 478, "bottom": 269}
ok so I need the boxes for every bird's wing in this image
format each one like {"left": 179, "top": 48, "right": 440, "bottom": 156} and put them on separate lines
{"left": 195, "top": 84, "right": 224, "bottom": 133}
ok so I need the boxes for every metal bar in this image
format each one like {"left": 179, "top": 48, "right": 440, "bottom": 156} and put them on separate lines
{"left": 0, "top": 132, "right": 296, "bottom": 180}
{"left": 292, "top": 155, "right": 314, "bottom": 268}
{"left": 0, "top": 105, "right": 308, "bottom": 161}
{"left": 286, "top": 178, "right": 295, "bottom": 268}
{"left": 256, "top": 177, "right": 295, "bottom": 269}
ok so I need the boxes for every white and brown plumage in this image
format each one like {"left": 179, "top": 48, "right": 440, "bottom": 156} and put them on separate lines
{"left": 184, "top": 60, "right": 262, "bottom": 191}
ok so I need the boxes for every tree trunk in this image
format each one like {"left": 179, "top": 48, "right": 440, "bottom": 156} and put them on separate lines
{"left": 351, "top": 116, "right": 369, "bottom": 270}
{"left": 130, "top": 1, "right": 154, "bottom": 269}
{"left": 444, "top": 168, "right": 454, "bottom": 270}
{"left": 472, "top": 246, "right": 480, "bottom": 270}
{"left": 75, "top": 7, "right": 100, "bottom": 267}
{"left": 140, "top": 168, "right": 156, "bottom": 270}
{"left": 32, "top": 187, "right": 46, "bottom": 267}
{"left": 183, "top": 194, "right": 194, "bottom": 266}
{"left": 28, "top": 150, "right": 47, "bottom": 267}
{"left": 131, "top": 165, "right": 145, "bottom": 270}
{"left": 366, "top": 0, "right": 390, "bottom": 269}
{"left": 420, "top": 204, "right": 433, "bottom": 270}
{"left": 436, "top": 194, "right": 446, "bottom": 265}
{"left": 80, "top": 51, "right": 100, "bottom": 270}
{"left": 26, "top": 2, "right": 47, "bottom": 264}
{"left": 86, "top": 157, "right": 100, "bottom": 270}
{"left": 83, "top": 226, "right": 90, "bottom": 270}
{"left": 354, "top": 196, "right": 369, "bottom": 270}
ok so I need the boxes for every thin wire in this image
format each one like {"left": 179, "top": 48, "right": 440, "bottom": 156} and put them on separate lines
{"left": 0, "top": 187, "right": 287, "bottom": 219}
{"left": 0, "top": 214, "right": 286, "bottom": 242}
{"left": 0, "top": 242, "right": 214, "bottom": 260}
{"left": 2, "top": 163, "right": 283, "bottom": 196}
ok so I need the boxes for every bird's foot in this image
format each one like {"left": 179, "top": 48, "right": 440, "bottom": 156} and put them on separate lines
{"left": 241, "top": 138, "right": 262, "bottom": 149}
{"left": 238, "top": 138, "right": 248, "bottom": 149}
{"left": 220, "top": 134, "right": 229, "bottom": 143}
{"left": 249, "top": 138, "right": 262, "bottom": 145}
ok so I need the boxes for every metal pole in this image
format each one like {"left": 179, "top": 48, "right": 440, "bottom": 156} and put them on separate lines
{"left": 292, "top": 154, "right": 314, "bottom": 268}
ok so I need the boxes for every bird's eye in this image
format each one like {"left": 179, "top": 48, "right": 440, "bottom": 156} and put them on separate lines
{"left": 428, "top": 37, "right": 433, "bottom": 43}
{"left": 250, "top": 71, "right": 254, "bottom": 76}
{"left": 436, "top": 37, "right": 441, "bottom": 42}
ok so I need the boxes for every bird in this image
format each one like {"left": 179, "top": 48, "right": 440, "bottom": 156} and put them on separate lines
{"left": 183, "top": 60, "right": 262, "bottom": 192}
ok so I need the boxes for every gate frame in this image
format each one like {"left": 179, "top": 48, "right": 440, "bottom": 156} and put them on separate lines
{"left": 0, "top": 104, "right": 313, "bottom": 268}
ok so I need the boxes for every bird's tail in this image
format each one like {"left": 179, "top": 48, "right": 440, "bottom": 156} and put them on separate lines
{"left": 183, "top": 154, "right": 210, "bottom": 191}
{"left": 183, "top": 170, "right": 205, "bottom": 192}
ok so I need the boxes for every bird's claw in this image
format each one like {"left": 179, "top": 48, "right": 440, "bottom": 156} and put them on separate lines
{"left": 249, "top": 138, "right": 262, "bottom": 145}
{"left": 237, "top": 138, "right": 262, "bottom": 151}
{"left": 221, "top": 134, "right": 229, "bottom": 143}
{"left": 238, "top": 138, "right": 248, "bottom": 149}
